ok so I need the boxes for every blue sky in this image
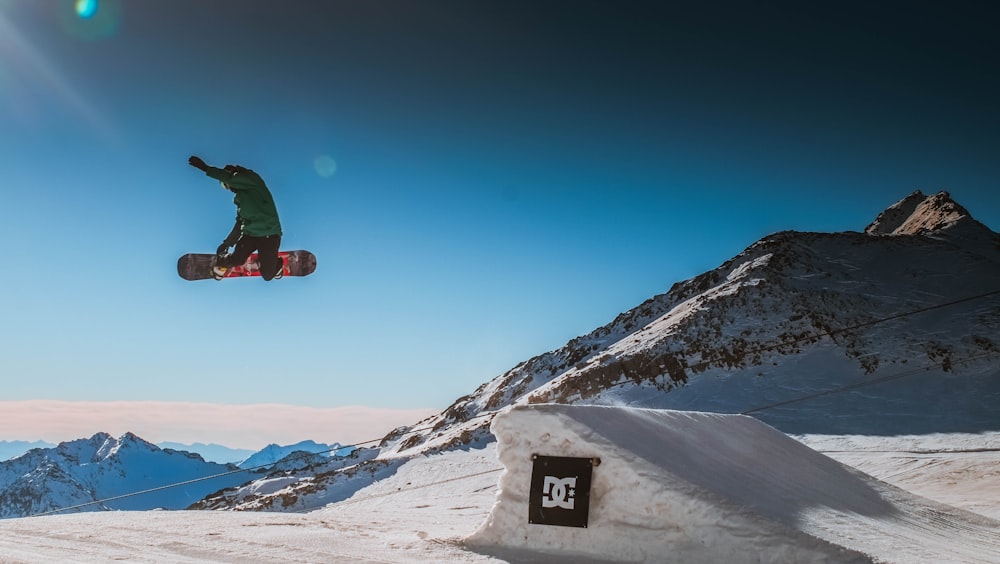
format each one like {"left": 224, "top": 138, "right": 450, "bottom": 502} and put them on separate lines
{"left": 1, "top": 1, "right": 998, "bottom": 446}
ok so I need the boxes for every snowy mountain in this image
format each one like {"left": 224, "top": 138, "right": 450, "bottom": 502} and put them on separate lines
{"left": 0, "top": 432, "right": 250, "bottom": 518}
{"left": 238, "top": 440, "right": 354, "bottom": 469}
{"left": 0, "top": 434, "right": 362, "bottom": 517}
{"left": 390, "top": 189, "right": 1000, "bottom": 447}
{"left": 201, "top": 190, "right": 1000, "bottom": 512}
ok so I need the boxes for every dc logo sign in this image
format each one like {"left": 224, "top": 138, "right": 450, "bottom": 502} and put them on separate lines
{"left": 528, "top": 455, "right": 597, "bottom": 528}
{"left": 542, "top": 476, "right": 577, "bottom": 509}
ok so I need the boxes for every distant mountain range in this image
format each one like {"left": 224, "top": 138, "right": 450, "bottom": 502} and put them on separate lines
{"left": 1, "top": 439, "right": 355, "bottom": 466}
{"left": 0, "top": 435, "right": 350, "bottom": 518}
{"left": 0, "top": 432, "right": 248, "bottom": 518}
{"left": 2, "top": 440, "right": 252, "bottom": 464}
{"left": 237, "top": 440, "right": 354, "bottom": 468}
{"left": 156, "top": 442, "right": 255, "bottom": 465}
{"left": 195, "top": 190, "right": 1000, "bottom": 512}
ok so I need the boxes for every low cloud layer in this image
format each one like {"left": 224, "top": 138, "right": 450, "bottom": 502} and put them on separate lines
{"left": 0, "top": 400, "right": 439, "bottom": 449}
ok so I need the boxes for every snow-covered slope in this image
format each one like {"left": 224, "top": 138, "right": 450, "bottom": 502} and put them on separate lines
{"left": 1, "top": 412, "right": 997, "bottom": 562}
{"left": 209, "top": 190, "right": 1000, "bottom": 513}
{"left": 0, "top": 433, "right": 248, "bottom": 518}
{"left": 469, "top": 404, "right": 1000, "bottom": 563}
{"left": 384, "top": 190, "right": 1000, "bottom": 453}
{"left": 191, "top": 446, "right": 384, "bottom": 512}
{"left": 0, "top": 446, "right": 504, "bottom": 563}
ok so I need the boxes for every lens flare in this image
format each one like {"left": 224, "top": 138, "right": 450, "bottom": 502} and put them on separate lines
{"left": 0, "top": 12, "right": 116, "bottom": 139}
{"left": 75, "top": 0, "right": 98, "bottom": 19}
{"left": 314, "top": 155, "right": 337, "bottom": 178}
{"left": 60, "top": 0, "right": 121, "bottom": 41}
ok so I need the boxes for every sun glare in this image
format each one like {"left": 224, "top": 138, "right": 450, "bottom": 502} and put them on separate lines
{"left": 0, "top": 9, "right": 116, "bottom": 139}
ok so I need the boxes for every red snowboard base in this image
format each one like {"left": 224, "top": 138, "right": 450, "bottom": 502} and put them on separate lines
{"left": 177, "top": 250, "right": 316, "bottom": 281}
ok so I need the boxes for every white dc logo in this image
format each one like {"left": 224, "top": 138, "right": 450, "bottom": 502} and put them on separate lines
{"left": 541, "top": 476, "right": 577, "bottom": 509}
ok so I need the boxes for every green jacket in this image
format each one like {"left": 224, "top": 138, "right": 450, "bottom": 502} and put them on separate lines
{"left": 205, "top": 166, "right": 282, "bottom": 239}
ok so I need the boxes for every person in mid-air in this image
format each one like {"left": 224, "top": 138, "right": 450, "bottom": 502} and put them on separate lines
{"left": 188, "top": 155, "right": 283, "bottom": 281}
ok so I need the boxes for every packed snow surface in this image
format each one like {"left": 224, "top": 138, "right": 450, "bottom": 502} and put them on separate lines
{"left": 1, "top": 405, "right": 999, "bottom": 562}
{"left": 470, "top": 405, "right": 1000, "bottom": 563}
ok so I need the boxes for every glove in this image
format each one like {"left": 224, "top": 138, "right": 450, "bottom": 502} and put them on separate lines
{"left": 188, "top": 156, "right": 208, "bottom": 171}
{"left": 216, "top": 243, "right": 230, "bottom": 257}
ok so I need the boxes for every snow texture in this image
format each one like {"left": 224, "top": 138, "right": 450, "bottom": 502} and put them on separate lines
{"left": 469, "top": 404, "right": 1000, "bottom": 563}
{"left": 0, "top": 407, "right": 999, "bottom": 562}
{"left": 0, "top": 433, "right": 247, "bottom": 518}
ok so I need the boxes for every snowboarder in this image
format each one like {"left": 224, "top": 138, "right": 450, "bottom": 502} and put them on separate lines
{"left": 188, "top": 155, "right": 283, "bottom": 281}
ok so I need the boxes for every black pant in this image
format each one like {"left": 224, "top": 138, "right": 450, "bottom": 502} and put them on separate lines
{"left": 218, "top": 234, "right": 282, "bottom": 281}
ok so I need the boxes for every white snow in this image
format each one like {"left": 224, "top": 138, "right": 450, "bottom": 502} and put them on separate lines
{"left": 0, "top": 433, "right": 248, "bottom": 518}
{"left": 469, "top": 405, "right": 1000, "bottom": 563}
{"left": 0, "top": 446, "right": 503, "bottom": 563}
{"left": 1, "top": 404, "right": 998, "bottom": 563}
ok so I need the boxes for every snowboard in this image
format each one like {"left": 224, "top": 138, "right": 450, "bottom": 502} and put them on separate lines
{"left": 177, "top": 250, "right": 317, "bottom": 281}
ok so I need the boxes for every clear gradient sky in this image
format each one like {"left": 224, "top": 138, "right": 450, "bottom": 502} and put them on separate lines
{"left": 2, "top": 1, "right": 998, "bottom": 448}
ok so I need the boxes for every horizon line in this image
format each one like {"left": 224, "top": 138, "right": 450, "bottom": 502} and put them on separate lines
{"left": 0, "top": 400, "right": 440, "bottom": 450}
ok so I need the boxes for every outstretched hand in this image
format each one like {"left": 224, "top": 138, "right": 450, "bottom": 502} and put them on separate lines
{"left": 188, "top": 155, "right": 208, "bottom": 171}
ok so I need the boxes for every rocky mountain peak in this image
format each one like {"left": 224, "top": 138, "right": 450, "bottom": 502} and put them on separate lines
{"left": 864, "top": 190, "right": 976, "bottom": 235}
{"left": 94, "top": 432, "right": 160, "bottom": 461}
{"left": 0, "top": 432, "right": 246, "bottom": 518}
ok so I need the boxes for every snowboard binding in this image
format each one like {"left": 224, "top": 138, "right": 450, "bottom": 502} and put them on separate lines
{"left": 211, "top": 254, "right": 230, "bottom": 281}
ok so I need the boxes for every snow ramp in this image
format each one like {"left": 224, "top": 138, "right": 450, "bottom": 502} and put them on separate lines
{"left": 466, "top": 405, "right": 1000, "bottom": 563}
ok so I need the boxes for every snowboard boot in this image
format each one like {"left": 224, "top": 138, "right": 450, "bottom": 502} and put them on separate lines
{"left": 211, "top": 256, "right": 229, "bottom": 281}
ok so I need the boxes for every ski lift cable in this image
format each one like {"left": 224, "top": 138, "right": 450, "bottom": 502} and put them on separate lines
{"left": 681, "top": 287, "right": 1000, "bottom": 375}
{"left": 599, "top": 287, "right": 1000, "bottom": 393}
{"left": 740, "top": 350, "right": 1000, "bottom": 415}
{"left": 27, "top": 414, "right": 498, "bottom": 518}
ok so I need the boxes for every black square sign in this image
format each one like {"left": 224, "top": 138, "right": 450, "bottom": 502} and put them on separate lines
{"left": 528, "top": 455, "right": 595, "bottom": 528}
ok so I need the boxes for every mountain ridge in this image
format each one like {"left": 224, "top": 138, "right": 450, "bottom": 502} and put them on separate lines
{"left": 1, "top": 433, "right": 271, "bottom": 518}
{"left": 0, "top": 433, "right": 363, "bottom": 518}
{"left": 389, "top": 191, "right": 999, "bottom": 449}
{"left": 237, "top": 440, "right": 354, "bottom": 468}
